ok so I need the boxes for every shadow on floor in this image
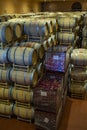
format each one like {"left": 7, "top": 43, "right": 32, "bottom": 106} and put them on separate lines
{"left": 59, "top": 97, "right": 74, "bottom": 130}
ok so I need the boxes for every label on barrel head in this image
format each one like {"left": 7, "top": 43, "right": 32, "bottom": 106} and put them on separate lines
{"left": 41, "top": 91, "right": 47, "bottom": 96}
{"left": 44, "top": 117, "right": 49, "bottom": 123}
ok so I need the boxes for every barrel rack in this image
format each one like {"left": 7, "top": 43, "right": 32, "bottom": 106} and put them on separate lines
{"left": 0, "top": 63, "right": 11, "bottom": 70}
{"left": 13, "top": 63, "right": 36, "bottom": 72}
{"left": 17, "top": 116, "right": 33, "bottom": 123}
{"left": 27, "top": 35, "right": 49, "bottom": 43}
{"left": 14, "top": 83, "right": 31, "bottom": 91}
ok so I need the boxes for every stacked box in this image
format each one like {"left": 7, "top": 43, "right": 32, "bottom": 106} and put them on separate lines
{"left": 34, "top": 73, "right": 63, "bottom": 130}
{"left": 34, "top": 45, "right": 71, "bottom": 130}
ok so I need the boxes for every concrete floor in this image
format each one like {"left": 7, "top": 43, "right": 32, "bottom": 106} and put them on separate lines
{"left": 0, "top": 97, "right": 87, "bottom": 130}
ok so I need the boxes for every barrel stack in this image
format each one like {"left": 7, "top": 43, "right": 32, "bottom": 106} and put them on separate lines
{"left": 0, "top": 22, "right": 14, "bottom": 118}
{"left": 69, "top": 49, "right": 87, "bottom": 99}
{"left": 82, "top": 13, "right": 87, "bottom": 48}
{"left": 7, "top": 46, "right": 39, "bottom": 122}
{"left": 23, "top": 14, "right": 58, "bottom": 50}
{"left": 57, "top": 12, "right": 83, "bottom": 48}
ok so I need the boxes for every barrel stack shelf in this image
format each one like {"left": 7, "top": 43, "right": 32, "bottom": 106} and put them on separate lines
{"left": 69, "top": 49, "right": 87, "bottom": 99}
{"left": 0, "top": 22, "right": 14, "bottom": 118}
{"left": 57, "top": 12, "right": 84, "bottom": 48}
{"left": 82, "top": 14, "right": 87, "bottom": 49}
{"left": 8, "top": 46, "right": 39, "bottom": 122}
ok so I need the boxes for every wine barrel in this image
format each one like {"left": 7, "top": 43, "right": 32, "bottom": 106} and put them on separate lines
{"left": 84, "top": 14, "right": 87, "bottom": 25}
{"left": 49, "top": 18, "right": 58, "bottom": 32}
{"left": 82, "top": 39, "right": 87, "bottom": 49}
{"left": 0, "top": 48, "right": 9, "bottom": 63}
{"left": 51, "top": 35, "right": 57, "bottom": 45}
{"left": 8, "top": 47, "right": 38, "bottom": 66}
{"left": 24, "top": 20, "right": 49, "bottom": 37}
{"left": 36, "top": 63, "right": 44, "bottom": 77}
{"left": 0, "top": 23, "right": 13, "bottom": 43}
{"left": 58, "top": 16, "right": 77, "bottom": 29}
{"left": 58, "top": 32, "right": 76, "bottom": 43}
{"left": 9, "top": 22, "right": 22, "bottom": 38}
{"left": 82, "top": 26, "right": 87, "bottom": 38}
{"left": 71, "top": 49, "right": 87, "bottom": 66}
{"left": 13, "top": 105, "right": 34, "bottom": 119}
{"left": 0, "top": 16, "right": 6, "bottom": 22}
{"left": 70, "top": 81, "right": 86, "bottom": 94}
{"left": 10, "top": 69, "right": 38, "bottom": 87}
{"left": 20, "top": 42, "right": 45, "bottom": 59}
{"left": 43, "top": 19, "right": 53, "bottom": 34}
{"left": 70, "top": 67, "right": 87, "bottom": 81}
{"left": 0, "top": 68, "right": 11, "bottom": 82}
{"left": 43, "top": 41, "right": 49, "bottom": 51}
{"left": 45, "top": 18, "right": 57, "bottom": 32}
{"left": 0, "top": 87, "right": 11, "bottom": 100}
{"left": 11, "top": 88, "right": 33, "bottom": 103}
{"left": 0, "top": 103, "right": 13, "bottom": 115}
{"left": 48, "top": 37, "right": 53, "bottom": 47}
{"left": 9, "top": 19, "right": 24, "bottom": 35}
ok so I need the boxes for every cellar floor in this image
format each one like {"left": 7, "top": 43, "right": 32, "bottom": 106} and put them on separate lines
{"left": 0, "top": 97, "right": 87, "bottom": 130}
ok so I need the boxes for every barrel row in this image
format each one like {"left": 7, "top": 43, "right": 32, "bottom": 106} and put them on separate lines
{"left": 0, "top": 87, "right": 33, "bottom": 103}
{"left": 0, "top": 18, "right": 57, "bottom": 44}
{"left": 0, "top": 102, "right": 34, "bottom": 120}
{"left": 0, "top": 63, "right": 44, "bottom": 86}
{"left": 0, "top": 46, "right": 45, "bottom": 65}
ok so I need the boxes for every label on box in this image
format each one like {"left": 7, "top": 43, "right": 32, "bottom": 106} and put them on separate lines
{"left": 41, "top": 91, "right": 47, "bottom": 96}
{"left": 53, "top": 55, "right": 59, "bottom": 60}
{"left": 44, "top": 117, "right": 49, "bottom": 123}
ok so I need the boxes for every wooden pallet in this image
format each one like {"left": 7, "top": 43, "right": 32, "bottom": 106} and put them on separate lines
{"left": 0, "top": 99, "right": 11, "bottom": 104}
{"left": 28, "top": 35, "right": 49, "bottom": 43}
{"left": 0, "top": 63, "right": 11, "bottom": 70}
{"left": 14, "top": 83, "right": 31, "bottom": 91}
{"left": 15, "top": 101, "right": 31, "bottom": 108}
{"left": 0, "top": 82, "right": 11, "bottom": 88}
{"left": 13, "top": 64, "right": 35, "bottom": 72}
{"left": 17, "top": 116, "right": 33, "bottom": 123}
{"left": 0, "top": 113, "right": 12, "bottom": 119}
{"left": 70, "top": 93, "right": 85, "bottom": 99}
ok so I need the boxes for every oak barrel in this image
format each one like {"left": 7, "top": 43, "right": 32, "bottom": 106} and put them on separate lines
{"left": 8, "top": 47, "right": 38, "bottom": 66}
{"left": 20, "top": 42, "right": 45, "bottom": 59}
{"left": 0, "top": 48, "right": 9, "bottom": 63}
{"left": 13, "top": 105, "right": 34, "bottom": 119}
{"left": 0, "top": 103, "right": 13, "bottom": 115}
{"left": 0, "top": 23, "right": 13, "bottom": 43}
{"left": 0, "top": 68, "right": 11, "bottom": 82}
{"left": 58, "top": 32, "right": 76, "bottom": 43}
{"left": 10, "top": 69, "right": 38, "bottom": 87}
{"left": 11, "top": 88, "right": 33, "bottom": 103}
{"left": 0, "top": 87, "right": 11, "bottom": 100}
{"left": 58, "top": 16, "right": 77, "bottom": 29}
{"left": 71, "top": 49, "right": 87, "bottom": 66}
